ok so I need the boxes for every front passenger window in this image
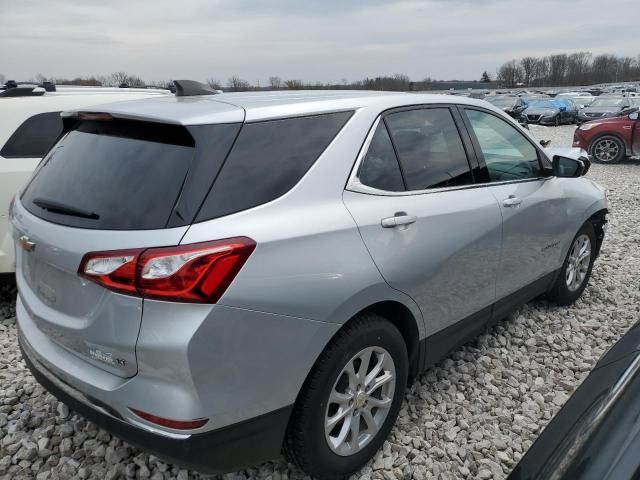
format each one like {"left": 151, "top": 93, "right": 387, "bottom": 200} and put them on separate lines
{"left": 465, "top": 109, "right": 542, "bottom": 182}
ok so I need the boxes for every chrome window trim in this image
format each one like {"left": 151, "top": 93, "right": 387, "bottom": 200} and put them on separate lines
{"left": 346, "top": 113, "right": 552, "bottom": 197}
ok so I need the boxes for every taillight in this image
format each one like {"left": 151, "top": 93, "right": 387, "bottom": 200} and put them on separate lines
{"left": 79, "top": 249, "right": 143, "bottom": 295}
{"left": 78, "top": 237, "right": 255, "bottom": 303}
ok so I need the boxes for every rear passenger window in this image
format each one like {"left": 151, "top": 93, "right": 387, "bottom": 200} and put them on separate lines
{"left": 196, "top": 111, "right": 353, "bottom": 220}
{"left": 385, "top": 108, "right": 473, "bottom": 190}
{"left": 0, "top": 112, "right": 63, "bottom": 158}
{"left": 358, "top": 122, "right": 405, "bottom": 191}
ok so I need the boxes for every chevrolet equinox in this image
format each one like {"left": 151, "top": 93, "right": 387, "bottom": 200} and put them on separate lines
{"left": 12, "top": 86, "right": 608, "bottom": 479}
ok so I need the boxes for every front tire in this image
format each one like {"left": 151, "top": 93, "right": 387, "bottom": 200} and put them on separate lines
{"left": 590, "top": 135, "right": 625, "bottom": 164}
{"left": 284, "top": 313, "right": 408, "bottom": 480}
{"left": 548, "top": 222, "right": 597, "bottom": 306}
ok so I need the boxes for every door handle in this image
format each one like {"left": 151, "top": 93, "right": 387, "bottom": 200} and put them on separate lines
{"left": 503, "top": 195, "right": 522, "bottom": 208}
{"left": 381, "top": 212, "right": 417, "bottom": 228}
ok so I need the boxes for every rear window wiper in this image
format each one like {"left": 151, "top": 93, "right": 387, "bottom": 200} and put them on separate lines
{"left": 33, "top": 197, "right": 100, "bottom": 220}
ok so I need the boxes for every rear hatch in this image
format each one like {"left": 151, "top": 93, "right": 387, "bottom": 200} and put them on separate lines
{"left": 13, "top": 114, "right": 241, "bottom": 377}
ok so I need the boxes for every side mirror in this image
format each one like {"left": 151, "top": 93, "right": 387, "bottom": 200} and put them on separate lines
{"left": 630, "top": 112, "right": 639, "bottom": 120}
{"left": 553, "top": 155, "right": 586, "bottom": 177}
{"left": 540, "top": 140, "right": 551, "bottom": 148}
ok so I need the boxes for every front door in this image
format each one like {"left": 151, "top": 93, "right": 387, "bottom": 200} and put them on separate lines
{"left": 462, "top": 108, "right": 569, "bottom": 300}
{"left": 343, "top": 106, "right": 502, "bottom": 334}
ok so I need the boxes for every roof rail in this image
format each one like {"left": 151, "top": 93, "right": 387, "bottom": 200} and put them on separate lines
{"left": 173, "top": 80, "right": 219, "bottom": 97}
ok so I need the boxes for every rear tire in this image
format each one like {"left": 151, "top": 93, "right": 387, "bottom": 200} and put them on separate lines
{"left": 548, "top": 222, "right": 596, "bottom": 306}
{"left": 284, "top": 313, "right": 408, "bottom": 480}
{"left": 590, "top": 135, "right": 625, "bottom": 164}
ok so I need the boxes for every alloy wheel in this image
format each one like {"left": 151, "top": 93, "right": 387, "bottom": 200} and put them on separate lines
{"left": 593, "top": 139, "right": 620, "bottom": 162}
{"left": 324, "top": 346, "right": 396, "bottom": 456}
{"left": 566, "top": 234, "right": 591, "bottom": 292}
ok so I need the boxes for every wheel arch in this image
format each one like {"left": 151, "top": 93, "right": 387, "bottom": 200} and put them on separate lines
{"left": 589, "top": 133, "right": 629, "bottom": 158}
{"left": 587, "top": 208, "right": 608, "bottom": 256}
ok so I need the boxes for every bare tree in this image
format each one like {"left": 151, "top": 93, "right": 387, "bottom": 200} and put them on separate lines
{"left": 520, "top": 57, "right": 536, "bottom": 86}
{"left": 206, "top": 78, "right": 222, "bottom": 89}
{"left": 109, "top": 72, "right": 132, "bottom": 86}
{"left": 566, "top": 52, "right": 592, "bottom": 85}
{"left": 269, "top": 76, "right": 282, "bottom": 89}
{"left": 497, "top": 60, "right": 523, "bottom": 88}
{"left": 227, "top": 75, "right": 251, "bottom": 91}
{"left": 548, "top": 54, "right": 568, "bottom": 85}
{"left": 284, "top": 79, "right": 304, "bottom": 89}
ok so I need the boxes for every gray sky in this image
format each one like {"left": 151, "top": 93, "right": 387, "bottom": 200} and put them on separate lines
{"left": 1, "top": 0, "right": 638, "bottom": 84}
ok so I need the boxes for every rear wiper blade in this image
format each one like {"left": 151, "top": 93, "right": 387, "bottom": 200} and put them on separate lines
{"left": 33, "top": 197, "right": 100, "bottom": 220}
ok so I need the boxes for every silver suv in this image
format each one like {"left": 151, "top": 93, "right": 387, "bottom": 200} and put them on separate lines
{"left": 12, "top": 89, "right": 607, "bottom": 479}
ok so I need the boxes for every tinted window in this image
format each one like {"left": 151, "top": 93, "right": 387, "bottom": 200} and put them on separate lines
{"left": 22, "top": 119, "right": 198, "bottom": 230}
{"left": 358, "top": 122, "right": 404, "bottom": 191}
{"left": 197, "top": 111, "right": 352, "bottom": 221}
{"left": 385, "top": 108, "right": 473, "bottom": 190}
{"left": 466, "top": 109, "right": 542, "bottom": 182}
{"left": 1, "top": 112, "right": 63, "bottom": 158}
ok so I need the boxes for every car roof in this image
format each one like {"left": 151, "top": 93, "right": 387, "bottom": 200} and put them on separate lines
{"left": 72, "top": 90, "right": 496, "bottom": 125}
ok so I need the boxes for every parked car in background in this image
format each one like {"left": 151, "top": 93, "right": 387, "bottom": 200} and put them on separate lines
{"left": 13, "top": 88, "right": 607, "bottom": 478}
{"left": 484, "top": 95, "right": 528, "bottom": 119}
{"left": 508, "top": 320, "right": 640, "bottom": 480}
{"left": 0, "top": 82, "right": 171, "bottom": 276}
{"left": 523, "top": 99, "right": 577, "bottom": 126}
{"left": 577, "top": 96, "right": 632, "bottom": 124}
{"left": 573, "top": 108, "right": 640, "bottom": 163}
{"left": 557, "top": 92, "right": 595, "bottom": 109}
{"left": 520, "top": 94, "right": 551, "bottom": 103}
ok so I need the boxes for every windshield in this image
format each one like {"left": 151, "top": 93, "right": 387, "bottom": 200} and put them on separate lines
{"left": 591, "top": 97, "right": 625, "bottom": 107}
{"left": 631, "top": 98, "right": 640, "bottom": 106}
{"left": 486, "top": 96, "right": 516, "bottom": 107}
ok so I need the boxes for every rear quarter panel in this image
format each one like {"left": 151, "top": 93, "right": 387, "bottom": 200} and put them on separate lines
{"left": 180, "top": 106, "right": 426, "bottom": 335}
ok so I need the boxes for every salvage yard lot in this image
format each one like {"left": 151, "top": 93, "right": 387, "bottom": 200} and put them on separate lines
{"left": 1, "top": 125, "right": 639, "bottom": 480}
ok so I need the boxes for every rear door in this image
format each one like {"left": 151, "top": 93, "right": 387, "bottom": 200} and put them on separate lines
{"left": 343, "top": 106, "right": 502, "bottom": 334}
{"left": 460, "top": 107, "right": 569, "bottom": 300}
{"left": 12, "top": 118, "right": 229, "bottom": 377}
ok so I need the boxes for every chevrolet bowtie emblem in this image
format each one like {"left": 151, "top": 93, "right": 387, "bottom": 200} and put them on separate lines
{"left": 19, "top": 235, "right": 36, "bottom": 252}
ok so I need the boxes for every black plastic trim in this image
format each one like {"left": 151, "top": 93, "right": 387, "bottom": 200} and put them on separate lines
{"left": 19, "top": 332, "right": 293, "bottom": 474}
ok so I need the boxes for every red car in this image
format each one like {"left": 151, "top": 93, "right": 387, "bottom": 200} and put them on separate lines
{"left": 573, "top": 109, "right": 640, "bottom": 163}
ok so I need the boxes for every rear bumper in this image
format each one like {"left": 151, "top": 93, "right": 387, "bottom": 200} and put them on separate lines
{"left": 19, "top": 329, "right": 292, "bottom": 473}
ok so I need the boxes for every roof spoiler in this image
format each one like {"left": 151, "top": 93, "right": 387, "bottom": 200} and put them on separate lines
{"left": 173, "top": 80, "right": 219, "bottom": 97}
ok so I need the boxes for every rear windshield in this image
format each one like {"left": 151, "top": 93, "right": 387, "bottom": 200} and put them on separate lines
{"left": 21, "top": 119, "right": 197, "bottom": 230}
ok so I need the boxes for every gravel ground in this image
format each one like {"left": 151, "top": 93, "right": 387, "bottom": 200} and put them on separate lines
{"left": 2, "top": 124, "right": 639, "bottom": 480}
